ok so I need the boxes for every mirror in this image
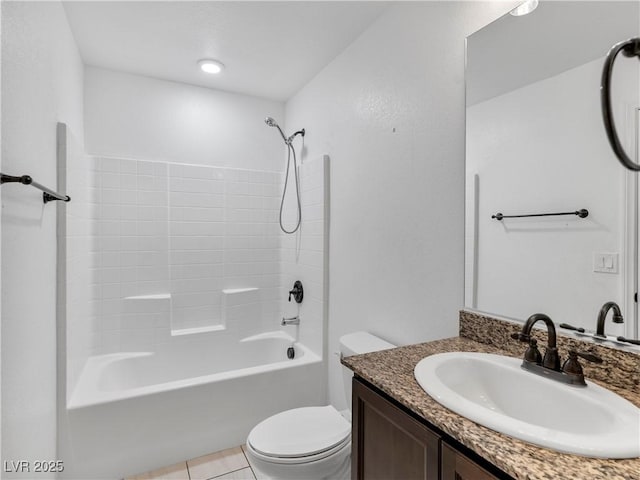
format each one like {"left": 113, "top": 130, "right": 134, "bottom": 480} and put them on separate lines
{"left": 465, "top": 1, "right": 640, "bottom": 340}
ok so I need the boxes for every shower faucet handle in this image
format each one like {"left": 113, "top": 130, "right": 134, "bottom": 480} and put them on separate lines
{"left": 288, "top": 280, "right": 304, "bottom": 303}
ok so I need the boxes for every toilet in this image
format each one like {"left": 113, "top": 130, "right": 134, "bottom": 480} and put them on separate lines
{"left": 245, "top": 332, "right": 395, "bottom": 480}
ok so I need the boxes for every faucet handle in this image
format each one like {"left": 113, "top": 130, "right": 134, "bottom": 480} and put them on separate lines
{"left": 288, "top": 280, "right": 304, "bottom": 304}
{"left": 524, "top": 339, "right": 542, "bottom": 364}
{"left": 562, "top": 351, "right": 584, "bottom": 376}
{"left": 562, "top": 350, "right": 603, "bottom": 378}
{"left": 559, "top": 323, "right": 585, "bottom": 333}
{"left": 511, "top": 332, "right": 530, "bottom": 342}
{"left": 571, "top": 350, "right": 603, "bottom": 364}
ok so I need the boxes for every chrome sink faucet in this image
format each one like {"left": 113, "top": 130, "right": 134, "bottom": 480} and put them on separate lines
{"left": 595, "top": 301, "right": 623, "bottom": 339}
{"left": 511, "top": 313, "right": 602, "bottom": 387}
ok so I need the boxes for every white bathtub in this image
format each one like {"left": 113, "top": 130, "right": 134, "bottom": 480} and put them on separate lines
{"left": 64, "top": 331, "right": 323, "bottom": 479}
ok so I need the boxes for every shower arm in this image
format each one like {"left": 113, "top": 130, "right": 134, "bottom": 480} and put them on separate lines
{"left": 286, "top": 129, "right": 305, "bottom": 145}
{"left": 601, "top": 37, "right": 640, "bottom": 171}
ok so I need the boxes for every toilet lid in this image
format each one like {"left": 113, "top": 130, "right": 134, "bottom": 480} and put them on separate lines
{"left": 248, "top": 406, "right": 351, "bottom": 458}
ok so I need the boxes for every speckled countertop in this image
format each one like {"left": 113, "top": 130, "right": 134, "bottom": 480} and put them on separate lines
{"left": 342, "top": 335, "right": 640, "bottom": 480}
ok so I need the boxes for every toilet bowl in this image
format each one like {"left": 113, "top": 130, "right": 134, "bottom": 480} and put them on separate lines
{"left": 245, "top": 332, "right": 395, "bottom": 480}
{"left": 245, "top": 406, "right": 351, "bottom": 480}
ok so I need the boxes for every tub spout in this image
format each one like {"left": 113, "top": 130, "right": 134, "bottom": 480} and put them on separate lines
{"left": 281, "top": 316, "right": 300, "bottom": 326}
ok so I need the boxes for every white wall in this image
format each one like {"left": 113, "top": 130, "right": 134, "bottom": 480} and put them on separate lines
{"left": 285, "top": 1, "right": 515, "bottom": 410}
{"left": 1, "top": 0, "right": 84, "bottom": 474}
{"left": 84, "top": 67, "right": 286, "bottom": 171}
{"left": 467, "top": 57, "right": 637, "bottom": 334}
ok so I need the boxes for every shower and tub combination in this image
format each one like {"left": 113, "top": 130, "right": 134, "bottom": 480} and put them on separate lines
{"left": 60, "top": 117, "right": 328, "bottom": 478}
{"left": 67, "top": 331, "right": 323, "bottom": 478}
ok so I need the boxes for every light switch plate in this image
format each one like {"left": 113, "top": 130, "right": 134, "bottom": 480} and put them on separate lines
{"left": 593, "top": 252, "right": 619, "bottom": 274}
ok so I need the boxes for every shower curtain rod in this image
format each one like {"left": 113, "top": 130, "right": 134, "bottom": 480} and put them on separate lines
{"left": 0, "top": 173, "right": 70, "bottom": 203}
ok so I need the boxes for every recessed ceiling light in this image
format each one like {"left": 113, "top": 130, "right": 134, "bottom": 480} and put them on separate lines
{"left": 198, "top": 59, "right": 224, "bottom": 74}
{"left": 510, "top": 0, "right": 538, "bottom": 16}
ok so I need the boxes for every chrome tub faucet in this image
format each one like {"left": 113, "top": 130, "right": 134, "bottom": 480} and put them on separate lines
{"left": 281, "top": 316, "right": 300, "bottom": 326}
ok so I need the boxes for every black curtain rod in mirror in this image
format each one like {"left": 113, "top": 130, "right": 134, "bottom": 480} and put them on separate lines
{"left": 0, "top": 173, "right": 70, "bottom": 203}
{"left": 492, "top": 209, "right": 588, "bottom": 221}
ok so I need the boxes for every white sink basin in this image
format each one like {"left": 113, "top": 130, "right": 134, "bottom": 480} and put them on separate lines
{"left": 414, "top": 352, "right": 640, "bottom": 458}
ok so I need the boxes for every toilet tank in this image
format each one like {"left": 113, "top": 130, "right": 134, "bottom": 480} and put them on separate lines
{"left": 339, "top": 332, "right": 395, "bottom": 416}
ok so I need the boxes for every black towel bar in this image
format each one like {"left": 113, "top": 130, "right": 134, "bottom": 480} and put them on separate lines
{"left": 492, "top": 209, "right": 588, "bottom": 221}
{"left": 1, "top": 173, "right": 70, "bottom": 203}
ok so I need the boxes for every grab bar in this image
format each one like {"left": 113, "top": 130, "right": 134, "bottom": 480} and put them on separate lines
{"left": 491, "top": 209, "right": 588, "bottom": 221}
{"left": 601, "top": 37, "right": 640, "bottom": 171}
{"left": 0, "top": 173, "right": 71, "bottom": 203}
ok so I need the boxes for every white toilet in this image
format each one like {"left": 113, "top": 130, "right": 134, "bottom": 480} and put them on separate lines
{"left": 245, "top": 332, "right": 395, "bottom": 480}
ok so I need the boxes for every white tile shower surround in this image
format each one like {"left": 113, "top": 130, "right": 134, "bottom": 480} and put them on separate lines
{"left": 280, "top": 156, "right": 327, "bottom": 356}
{"left": 126, "top": 446, "right": 256, "bottom": 480}
{"left": 89, "top": 156, "right": 283, "bottom": 353}
{"left": 62, "top": 124, "right": 96, "bottom": 394}
{"left": 84, "top": 155, "right": 327, "bottom": 359}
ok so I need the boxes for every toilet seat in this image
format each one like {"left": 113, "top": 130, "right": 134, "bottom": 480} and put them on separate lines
{"left": 247, "top": 436, "right": 350, "bottom": 466}
{"left": 247, "top": 405, "right": 351, "bottom": 464}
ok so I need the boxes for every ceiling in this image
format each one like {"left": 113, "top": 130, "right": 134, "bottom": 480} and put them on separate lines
{"left": 467, "top": 1, "right": 640, "bottom": 105}
{"left": 62, "top": 1, "right": 389, "bottom": 102}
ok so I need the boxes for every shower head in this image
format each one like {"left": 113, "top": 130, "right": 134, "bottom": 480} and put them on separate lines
{"left": 265, "top": 116, "right": 288, "bottom": 144}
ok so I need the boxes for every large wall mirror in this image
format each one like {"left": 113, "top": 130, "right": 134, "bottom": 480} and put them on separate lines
{"left": 465, "top": 1, "right": 640, "bottom": 341}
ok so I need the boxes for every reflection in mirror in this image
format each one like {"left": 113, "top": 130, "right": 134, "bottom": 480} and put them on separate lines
{"left": 465, "top": 1, "right": 640, "bottom": 341}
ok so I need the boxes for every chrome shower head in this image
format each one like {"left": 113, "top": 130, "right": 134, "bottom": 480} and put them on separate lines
{"left": 265, "top": 116, "right": 288, "bottom": 144}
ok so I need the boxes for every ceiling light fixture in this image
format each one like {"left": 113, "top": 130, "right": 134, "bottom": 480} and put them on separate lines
{"left": 198, "top": 59, "right": 224, "bottom": 74}
{"left": 510, "top": 0, "right": 539, "bottom": 16}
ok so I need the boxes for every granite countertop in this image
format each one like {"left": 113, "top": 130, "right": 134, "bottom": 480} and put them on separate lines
{"left": 342, "top": 336, "right": 640, "bottom": 480}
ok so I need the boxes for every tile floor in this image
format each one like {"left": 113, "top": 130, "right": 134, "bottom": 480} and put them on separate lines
{"left": 126, "top": 445, "right": 256, "bottom": 480}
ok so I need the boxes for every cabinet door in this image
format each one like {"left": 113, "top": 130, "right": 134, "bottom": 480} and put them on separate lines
{"left": 441, "top": 443, "right": 501, "bottom": 480}
{"left": 352, "top": 378, "right": 440, "bottom": 480}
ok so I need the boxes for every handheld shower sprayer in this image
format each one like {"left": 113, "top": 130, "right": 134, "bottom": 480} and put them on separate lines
{"left": 264, "top": 116, "right": 305, "bottom": 234}
{"left": 264, "top": 117, "right": 305, "bottom": 146}
{"left": 264, "top": 117, "right": 288, "bottom": 144}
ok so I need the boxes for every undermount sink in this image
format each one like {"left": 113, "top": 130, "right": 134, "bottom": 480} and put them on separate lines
{"left": 414, "top": 352, "right": 640, "bottom": 459}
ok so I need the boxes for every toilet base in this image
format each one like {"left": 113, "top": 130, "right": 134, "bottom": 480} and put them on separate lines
{"left": 245, "top": 442, "right": 350, "bottom": 480}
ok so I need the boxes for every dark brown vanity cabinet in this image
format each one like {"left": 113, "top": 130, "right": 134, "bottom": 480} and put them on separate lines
{"left": 352, "top": 378, "right": 507, "bottom": 480}
{"left": 441, "top": 443, "right": 501, "bottom": 480}
{"left": 351, "top": 377, "right": 440, "bottom": 479}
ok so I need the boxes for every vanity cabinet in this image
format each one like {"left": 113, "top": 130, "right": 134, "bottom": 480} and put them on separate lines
{"left": 352, "top": 377, "right": 440, "bottom": 479}
{"left": 352, "top": 378, "right": 509, "bottom": 480}
{"left": 441, "top": 443, "right": 501, "bottom": 480}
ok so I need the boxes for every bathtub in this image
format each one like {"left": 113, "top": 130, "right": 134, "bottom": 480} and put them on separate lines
{"left": 64, "top": 331, "right": 323, "bottom": 479}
